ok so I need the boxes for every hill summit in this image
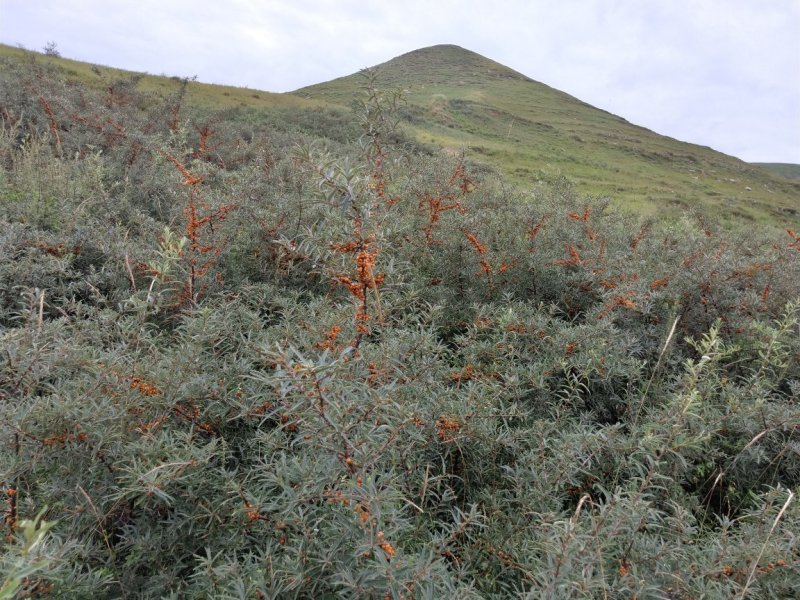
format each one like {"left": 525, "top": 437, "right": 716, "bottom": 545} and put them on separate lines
{"left": 295, "top": 44, "right": 800, "bottom": 227}
{"left": 361, "top": 44, "right": 533, "bottom": 85}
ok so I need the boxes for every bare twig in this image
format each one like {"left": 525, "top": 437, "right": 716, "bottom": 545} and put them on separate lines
{"left": 633, "top": 315, "right": 680, "bottom": 425}
{"left": 37, "top": 289, "right": 45, "bottom": 334}
{"left": 77, "top": 485, "right": 114, "bottom": 557}
{"left": 124, "top": 253, "right": 137, "bottom": 291}
{"left": 739, "top": 489, "right": 794, "bottom": 599}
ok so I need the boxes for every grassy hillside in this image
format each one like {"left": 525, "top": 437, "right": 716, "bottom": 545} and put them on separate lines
{"left": 3, "top": 43, "right": 798, "bottom": 229}
{"left": 754, "top": 162, "right": 800, "bottom": 181}
{"left": 296, "top": 45, "right": 800, "bottom": 228}
{"left": 0, "top": 43, "right": 314, "bottom": 111}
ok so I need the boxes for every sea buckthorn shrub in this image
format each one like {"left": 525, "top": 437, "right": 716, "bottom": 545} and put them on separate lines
{"left": 1, "top": 58, "right": 799, "bottom": 598}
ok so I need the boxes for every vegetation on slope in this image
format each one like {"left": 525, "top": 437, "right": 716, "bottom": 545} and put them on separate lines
{"left": 297, "top": 45, "right": 800, "bottom": 228}
{"left": 4, "top": 42, "right": 798, "bottom": 229}
{"left": 0, "top": 43, "right": 315, "bottom": 112}
{"left": 0, "top": 49, "right": 799, "bottom": 598}
{"left": 754, "top": 163, "right": 800, "bottom": 181}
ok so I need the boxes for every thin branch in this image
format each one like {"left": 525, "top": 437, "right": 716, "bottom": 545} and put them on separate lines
{"left": 77, "top": 485, "right": 114, "bottom": 558}
{"left": 37, "top": 289, "right": 45, "bottom": 334}
{"left": 739, "top": 489, "right": 794, "bottom": 599}
{"left": 124, "top": 253, "right": 137, "bottom": 291}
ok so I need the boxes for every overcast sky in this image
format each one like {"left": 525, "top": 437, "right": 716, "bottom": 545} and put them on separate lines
{"left": 2, "top": 0, "right": 799, "bottom": 163}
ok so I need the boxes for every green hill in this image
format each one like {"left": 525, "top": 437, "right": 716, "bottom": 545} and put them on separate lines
{"left": 295, "top": 45, "right": 800, "bottom": 227}
{"left": 0, "top": 43, "right": 315, "bottom": 111}
{"left": 2, "top": 42, "right": 798, "bottom": 228}
{"left": 753, "top": 162, "right": 800, "bottom": 181}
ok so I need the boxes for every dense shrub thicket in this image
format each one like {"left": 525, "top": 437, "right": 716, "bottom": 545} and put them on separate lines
{"left": 1, "top": 56, "right": 799, "bottom": 598}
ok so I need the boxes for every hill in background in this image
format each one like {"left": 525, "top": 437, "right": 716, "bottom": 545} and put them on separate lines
{"left": 1, "top": 41, "right": 798, "bottom": 227}
{"left": 0, "top": 45, "right": 800, "bottom": 227}
{"left": 754, "top": 162, "right": 800, "bottom": 181}
{"left": 295, "top": 45, "right": 799, "bottom": 227}
{"left": 0, "top": 43, "right": 314, "bottom": 111}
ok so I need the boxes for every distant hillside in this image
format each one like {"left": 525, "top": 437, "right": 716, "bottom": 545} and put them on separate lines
{"left": 295, "top": 45, "right": 800, "bottom": 228}
{"left": 754, "top": 163, "right": 800, "bottom": 181}
{"left": 0, "top": 43, "right": 314, "bottom": 111}
{"left": 2, "top": 43, "right": 797, "bottom": 228}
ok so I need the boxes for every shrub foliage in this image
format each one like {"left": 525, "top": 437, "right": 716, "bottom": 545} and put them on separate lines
{"left": 1, "top": 56, "right": 799, "bottom": 598}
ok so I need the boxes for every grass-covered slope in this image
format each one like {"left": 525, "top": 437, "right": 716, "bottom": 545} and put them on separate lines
{"left": 0, "top": 43, "right": 315, "bottom": 111}
{"left": 296, "top": 45, "right": 800, "bottom": 227}
{"left": 754, "top": 163, "right": 800, "bottom": 181}
{"left": 4, "top": 42, "right": 798, "bottom": 229}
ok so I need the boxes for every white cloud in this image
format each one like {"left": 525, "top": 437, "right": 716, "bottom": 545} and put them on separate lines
{"left": 1, "top": 0, "right": 798, "bottom": 162}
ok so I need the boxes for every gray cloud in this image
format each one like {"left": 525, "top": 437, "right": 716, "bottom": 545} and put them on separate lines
{"left": 2, "top": 0, "right": 798, "bottom": 162}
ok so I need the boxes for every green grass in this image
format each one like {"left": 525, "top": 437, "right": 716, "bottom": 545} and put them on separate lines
{"left": 0, "top": 43, "right": 315, "bottom": 111}
{"left": 295, "top": 45, "right": 800, "bottom": 228}
{"left": 754, "top": 163, "right": 800, "bottom": 181}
